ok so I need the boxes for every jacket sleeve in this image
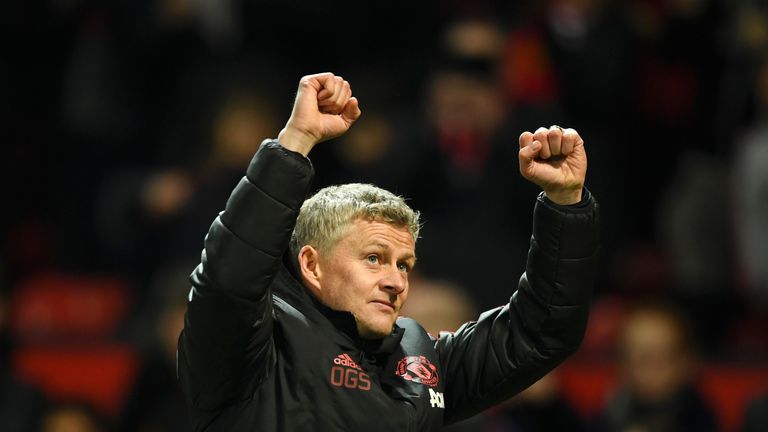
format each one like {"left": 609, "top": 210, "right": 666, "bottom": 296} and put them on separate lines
{"left": 177, "top": 140, "right": 313, "bottom": 412}
{"left": 437, "top": 189, "right": 600, "bottom": 424}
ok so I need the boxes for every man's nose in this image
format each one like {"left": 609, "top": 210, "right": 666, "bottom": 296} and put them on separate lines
{"left": 380, "top": 266, "right": 406, "bottom": 294}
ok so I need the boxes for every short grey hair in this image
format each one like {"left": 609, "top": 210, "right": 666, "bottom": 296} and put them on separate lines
{"left": 290, "top": 183, "right": 421, "bottom": 256}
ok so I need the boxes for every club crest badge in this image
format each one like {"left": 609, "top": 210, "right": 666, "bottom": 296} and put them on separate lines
{"left": 395, "top": 355, "right": 439, "bottom": 387}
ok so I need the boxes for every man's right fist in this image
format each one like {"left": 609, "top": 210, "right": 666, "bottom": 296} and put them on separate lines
{"left": 278, "top": 73, "right": 362, "bottom": 156}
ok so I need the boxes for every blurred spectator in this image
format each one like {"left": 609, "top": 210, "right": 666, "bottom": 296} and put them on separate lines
{"left": 309, "top": 70, "right": 423, "bottom": 196}
{"left": 423, "top": 27, "right": 507, "bottom": 191}
{"left": 658, "top": 151, "right": 737, "bottom": 355}
{"left": 163, "top": 87, "right": 282, "bottom": 258}
{"left": 491, "top": 371, "right": 587, "bottom": 432}
{"left": 398, "top": 276, "right": 477, "bottom": 336}
{"left": 39, "top": 401, "right": 107, "bottom": 432}
{"left": 593, "top": 301, "right": 719, "bottom": 432}
{"left": 715, "top": 1, "right": 768, "bottom": 143}
{"left": 733, "top": 54, "right": 768, "bottom": 308}
{"left": 408, "top": 18, "right": 541, "bottom": 311}
{"left": 333, "top": 111, "right": 399, "bottom": 182}
{"left": 543, "top": 0, "right": 634, "bottom": 126}
{"left": 629, "top": 0, "right": 723, "bottom": 138}
{"left": 623, "top": 0, "right": 725, "bottom": 246}
{"left": 729, "top": 53, "right": 768, "bottom": 359}
{"left": 659, "top": 152, "right": 732, "bottom": 298}
{"left": 118, "top": 263, "right": 191, "bottom": 432}
{"left": 94, "top": 85, "right": 280, "bottom": 304}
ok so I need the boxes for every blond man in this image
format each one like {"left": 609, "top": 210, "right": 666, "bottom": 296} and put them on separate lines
{"left": 178, "top": 73, "right": 600, "bottom": 431}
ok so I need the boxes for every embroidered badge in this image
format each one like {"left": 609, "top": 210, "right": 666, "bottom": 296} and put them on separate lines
{"left": 395, "top": 355, "right": 439, "bottom": 387}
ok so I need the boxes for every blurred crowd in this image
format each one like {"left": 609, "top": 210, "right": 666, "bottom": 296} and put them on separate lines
{"left": 2, "top": 0, "right": 768, "bottom": 430}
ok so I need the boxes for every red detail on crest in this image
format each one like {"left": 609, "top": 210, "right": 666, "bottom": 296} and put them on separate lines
{"left": 395, "top": 355, "right": 439, "bottom": 387}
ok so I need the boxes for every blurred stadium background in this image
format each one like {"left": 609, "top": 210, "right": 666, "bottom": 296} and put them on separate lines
{"left": 1, "top": 0, "right": 767, "bottom": 430}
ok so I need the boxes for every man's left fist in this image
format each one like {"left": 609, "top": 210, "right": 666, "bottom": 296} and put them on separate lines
{"left": 518, "top": 125, "right": 587, "bottom": 205}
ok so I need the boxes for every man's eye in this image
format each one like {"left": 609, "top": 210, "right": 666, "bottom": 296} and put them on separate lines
{"left": 366, "top": 255, "right": 379, "bottom": 264}
{"left": 397, "top": 263, "right": 409, "bottom": 272}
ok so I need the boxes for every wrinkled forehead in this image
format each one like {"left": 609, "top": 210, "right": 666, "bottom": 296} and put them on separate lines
{"left": 336, "top": 217, "right": 416, "bottom": 253}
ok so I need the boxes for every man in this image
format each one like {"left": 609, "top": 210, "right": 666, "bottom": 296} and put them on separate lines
{"left": 593, "top": 302, "right": 718, "bottom": 432}
{"left": 177, "top": 73, "right": 600, "bottom": 430}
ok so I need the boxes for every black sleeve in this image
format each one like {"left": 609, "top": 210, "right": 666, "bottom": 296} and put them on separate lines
{"left": 436, "top": 189, "right": 600, "bottom": 424}
{"left": 177, "top": 140, "right": 313, "bottom": 411}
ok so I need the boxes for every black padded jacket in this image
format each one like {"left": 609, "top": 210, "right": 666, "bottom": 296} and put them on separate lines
{"left": 177, "top": 140, "right": 600, "bottom": 431}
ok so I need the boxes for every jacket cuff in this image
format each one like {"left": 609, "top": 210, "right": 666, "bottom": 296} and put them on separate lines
{"left": 532, "top": 187, "right": 600, "bottom": 259}
{"left": 541, "top": 187, "right": 593, "bottom": 210}
{"left": 244, "top": 139, "right": 314, "bottom": 210}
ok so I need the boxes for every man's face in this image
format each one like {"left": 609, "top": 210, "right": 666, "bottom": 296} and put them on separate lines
{"left": 621, "top": 312, "right": 691, "bottom": 402}
{"left": 316, "top": 219, "right": 416, "bottom": 339}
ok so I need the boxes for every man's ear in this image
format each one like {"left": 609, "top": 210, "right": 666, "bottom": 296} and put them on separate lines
{"left": 298, "top": 245, "right": 323, "bottom": 293}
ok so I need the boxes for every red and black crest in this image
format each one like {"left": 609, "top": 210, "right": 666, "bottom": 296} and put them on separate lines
{"left": 395, "top": 355, "right": 439, "bottom": 387}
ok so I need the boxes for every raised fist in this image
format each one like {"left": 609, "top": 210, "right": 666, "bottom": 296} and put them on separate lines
{"left": 518, "top": 125, "right": 587, "bottom": 205}
{"left": 278, "top": 73, "right": 362, "bottom": 156}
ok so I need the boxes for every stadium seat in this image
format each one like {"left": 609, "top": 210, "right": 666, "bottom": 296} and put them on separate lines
{"left": 9, "top": 272, "right": 132, "bottom": 342}
{"left": 12, "top": 344, "right": 139, "bottom": 417}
